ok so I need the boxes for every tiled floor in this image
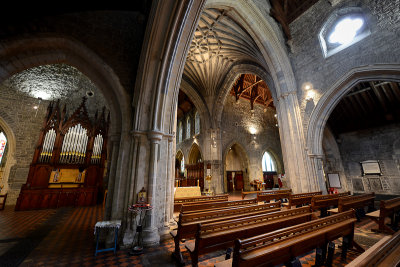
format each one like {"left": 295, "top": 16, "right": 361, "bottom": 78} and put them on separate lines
{"left": 0, "top": 192, "right": 392, "bottom": 267}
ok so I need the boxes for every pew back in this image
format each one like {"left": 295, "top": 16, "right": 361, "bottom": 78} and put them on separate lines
{"left": 311, "top": 191, "right": 350, "bottom": 211}
{"left": 180, "top": 198, "right": 257, "bottom": 213}
{"left": 338, "top": 193, "right": 375, "bottom": 213}
{"left": 347, "top": 230, "right": 400, "bottom": 267}
{"left": 174, "top": 194, "right": 228, "bottom": 212}
{"left": 257, "top": 189, "right": 292, "bottom": 202}
{"left": 232, "top": 210, "right": 356, "bottom": 267}
{"left": 287, "top": 191, "right": 322, "bottom": 209}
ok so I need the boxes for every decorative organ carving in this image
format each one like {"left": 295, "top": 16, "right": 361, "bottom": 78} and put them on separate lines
{"left": 15, "top": 97, "right": 110, "bottom": 211}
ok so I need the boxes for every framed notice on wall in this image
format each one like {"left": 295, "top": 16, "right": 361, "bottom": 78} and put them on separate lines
{"left": 327, "top": 173, "right": 341, "bottom": 188}
{"left": 361, "top": 160, "right": 381, "bottom": 175}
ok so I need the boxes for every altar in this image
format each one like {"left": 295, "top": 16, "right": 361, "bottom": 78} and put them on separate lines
{"left": 174, "top": 186, "right": 201, "bottom": 198}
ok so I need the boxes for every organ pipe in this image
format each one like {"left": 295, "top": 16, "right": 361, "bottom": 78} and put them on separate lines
{"left": 60, "top": 124, "right": 88, "bottom": 164}
{"left": 39, "top": 129, "right": 56, "bottom": 163}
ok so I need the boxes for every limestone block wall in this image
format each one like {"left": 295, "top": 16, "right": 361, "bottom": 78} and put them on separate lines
{"left": 337, "top": 123, "right": 400, "bottom": 195}
{"left": 0, "top": 70, "right": 108, "bottom": 205}
{"left": 221, "top": 97, "right": 283, "bottom": 191}
{"left": 0, "top": 85, "right": 47, "bottom": 203}
{"left": 288, "top": 0, "right": 400, "bottom": 133}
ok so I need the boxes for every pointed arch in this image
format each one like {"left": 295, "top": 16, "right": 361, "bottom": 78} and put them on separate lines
{"left": 223, "top": 140, "right": 250, "bottom": 192}
{"left": 214, "top": 63, "right": 277, "bottom": 126}
{"left": 188, "top": 142, "right": 203, "bottom": 164}
{"left": 0, "top": 116, "right": 17, "bottom": 195}
{"left": 307, "top": 64, "right": 400, "bottom": 191}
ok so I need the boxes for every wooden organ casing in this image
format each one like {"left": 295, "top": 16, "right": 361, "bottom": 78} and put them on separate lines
{"left": 15, "top": 98, "right": 109, "bottom": 211}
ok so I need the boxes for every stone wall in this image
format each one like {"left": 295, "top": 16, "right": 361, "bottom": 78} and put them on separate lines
{"left": 0, "top": 66, "right": 108, "bottom": 205}
{"left": 289, "top": 0, "right": 400, "bottom": 133}
{"left": 221, "top": 97, "right": 283, "bottom": 190}
{"left": 338, "top": 123, "right": 400, "bottom": 195}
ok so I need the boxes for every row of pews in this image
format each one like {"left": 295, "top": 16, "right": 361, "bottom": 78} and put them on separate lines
{"left": 172, "top": 192, "right": 400, "bottom": 266}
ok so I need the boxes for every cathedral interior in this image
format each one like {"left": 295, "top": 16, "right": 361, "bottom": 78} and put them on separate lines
{"left": 0, "top": 0, "right": 400, "bottom": 266}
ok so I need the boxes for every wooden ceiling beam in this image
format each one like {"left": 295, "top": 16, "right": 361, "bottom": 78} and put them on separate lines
{"left": 370, "top": 81, "right": 389, "bottom": 113}
{"left": 390, "top": 82, "right": 400, "bottom": 102}
{"left": 238, "top": 79, "right": 264, "bottom": 97}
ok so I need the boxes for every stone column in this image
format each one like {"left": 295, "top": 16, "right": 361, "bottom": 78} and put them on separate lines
{"left": 142, "top": 131, "right": 162, "bottom": 246}
{"left": 276, "top": 92, "right": 312, "bottom": 193}
{"left": 104, "top": 135, "right": 120, "bottom": 220}
{"left": 308, "top": 154, "right": 328, "bottom": 194}
{"left": 165, "top": 135, "right": 175, "bottom": 226}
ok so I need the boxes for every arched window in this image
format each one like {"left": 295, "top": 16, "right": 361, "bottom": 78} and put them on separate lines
{"left": 262, "top": 151, "right": 276, "bottom": 172}
{"left": 180, "top": 155, "right": 185, "bottom": 173}
{"left": 319, "top": 8, "right": 370, "bottom": 58}
{"left": 195, "top": 112, "right": 200, "bottom": 135}
{"left": 178, "top": 121, "right": 183, "bottom": 143}
{"left": 0, "top": 132, "right": 7, "bottom": 165}
{"left": 186, "top": 116, "right": 191, "bottom": 139}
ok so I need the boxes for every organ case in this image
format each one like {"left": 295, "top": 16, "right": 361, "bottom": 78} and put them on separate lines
{"left": 15, "top": 98, "right": 109, "bottom": 211}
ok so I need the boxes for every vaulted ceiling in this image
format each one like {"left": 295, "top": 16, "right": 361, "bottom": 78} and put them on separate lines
{"left": 183, "top": 8, "right": 265, "bottom": 96}
{"left": 327, "top": 81, "right": 400, "bottom": 136}
{"left": 230, "top": 74, "right": 275, "bottom": 110}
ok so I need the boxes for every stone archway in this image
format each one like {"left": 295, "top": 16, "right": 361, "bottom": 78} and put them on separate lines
{"left": 188, "top": 143, "right": 203, "bottom": 164}
{"left": 0, "top": 35, "right": 131, "bottom": 219}
{"left": 307, "top": 64, "right": 400, "bottom": 193}
{"left": 223, "top": 141, "right": 250, "bottom": 192}
{"left": 0, "top": 117, "right": 17, "bottom": 197}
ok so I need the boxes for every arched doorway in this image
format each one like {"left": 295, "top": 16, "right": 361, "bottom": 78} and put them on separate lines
{"left": 224, "top": 143, "right": 249, "bottom": 192}
{"left": 187, "top": 143, "right": 204, "bottom": 190}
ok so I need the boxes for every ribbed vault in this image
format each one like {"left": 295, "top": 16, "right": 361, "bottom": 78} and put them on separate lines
{"left": 183, "top": 8, "right": 265, "bottom": 96}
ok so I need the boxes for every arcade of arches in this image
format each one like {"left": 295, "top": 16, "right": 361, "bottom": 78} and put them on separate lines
{"left": 0, "top": 1, "right": 399, "bottom": 265}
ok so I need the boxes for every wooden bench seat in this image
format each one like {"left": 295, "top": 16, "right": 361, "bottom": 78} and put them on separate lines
{"left": 366, "top": 196, "right": 400, "bottom": 234}
{"left": 185, "top": 207, "right": 312, "bottom": 266}
{"left": 347, "top": 229, "right": 400, "bottom": 267}
{"left": 174, "top": 194, "right": 229, "bottom": 212}
{"left": 216, "top": 210, "right": 360, "bottom": 267}
{"left": 286, "top": 191, "right": 322, "bottom": 209}
{"left": 257, "top": 189, "right": 292, "bottom": 203}
{"left": 241, "top": 189, "right": 291, "bottom": 199}
{"left": 311, "top": 191, "right": 350, "bottom": 217}
{"left": 170, "top": 201, "right": 281, "bottom": 264}
{"left": 180, "top": 198, "right": 257, "bottom": 213}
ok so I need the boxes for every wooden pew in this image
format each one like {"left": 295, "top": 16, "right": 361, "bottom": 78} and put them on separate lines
{"left": 347, "top": 229, "right": 400, "bottom": 267}
{"left": 311, "top": 191, "right": 350, "bottom": 217}
{"left": 256, "top": 189, "right": 292, "bottom": 203}
{"left": 216, "top": 210, "right": 360, "bottom": 267}
{"left": 286, "top": 191, "right": 322, "bottom": 209}
{"left": 174, "top": 194, "right": 229, "bottom": 212}
{"left": 338, "top": 193, "right": 375, "bottom": 213}
{"left": 241, "top": 189, "right": 290, "bottom": 199}
{"left": 366, "top": 196, "right": 400, "bottom": 234}
{"left": 185, "top": 207, "right": 312, "bottom": 266}
{"left": 171, "top": 201, "right": 281, "bottom": 264}
{"left": 180, "top": 198, "right": 257, "bottom": 213}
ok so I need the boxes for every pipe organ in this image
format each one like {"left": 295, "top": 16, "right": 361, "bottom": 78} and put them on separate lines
{"left": 15, "top": 97, "right": 109, "bottom": 211}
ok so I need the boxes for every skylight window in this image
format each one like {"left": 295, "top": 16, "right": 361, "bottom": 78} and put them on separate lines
{"left": 319, "top": 9, "right": 370, "bottom": 58}
{"left": 328, "top": 17, "right": 364, "bottom": 45}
